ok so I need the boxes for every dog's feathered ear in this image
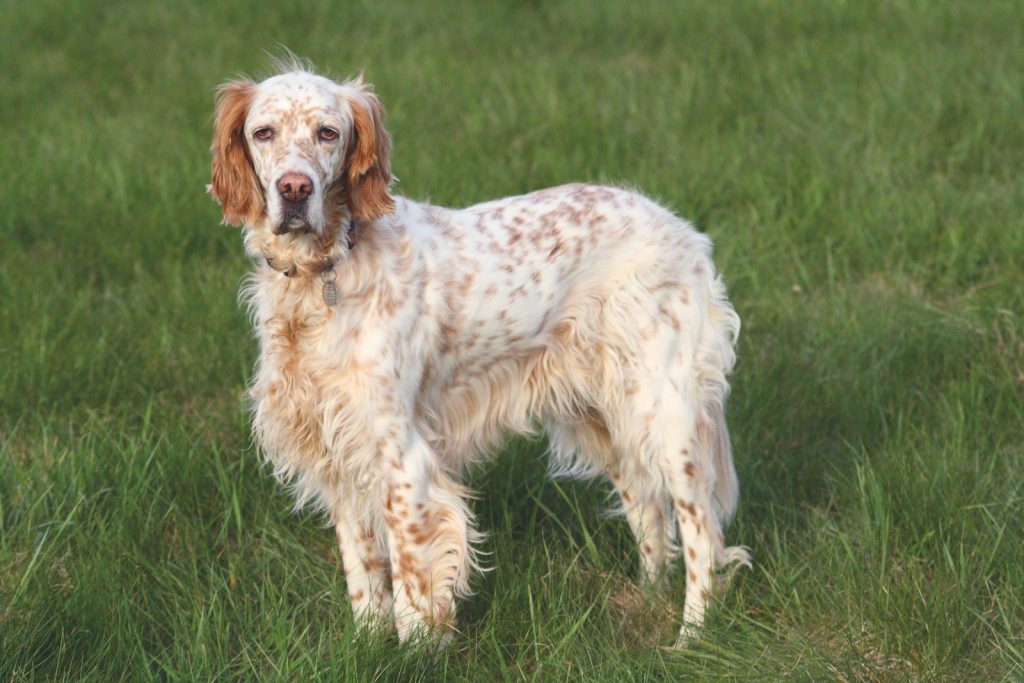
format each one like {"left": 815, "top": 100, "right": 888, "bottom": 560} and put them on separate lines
{"left": 209, "top": 80, "right": 264, "bottom": 226}
{"left": 340, "top": 79, "right": 395, "bottom": 221}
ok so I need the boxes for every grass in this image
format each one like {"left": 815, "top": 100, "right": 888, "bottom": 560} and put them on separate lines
{"left": 1, "top": 0, "right": 1022, "bottom": 679}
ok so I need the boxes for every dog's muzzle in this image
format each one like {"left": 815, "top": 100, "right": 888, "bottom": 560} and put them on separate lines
{"left": 272, "top": 171, "right": 315, "bottom": 235}
{"left": 274, "top": 204, "right": 311, "bottom": 235}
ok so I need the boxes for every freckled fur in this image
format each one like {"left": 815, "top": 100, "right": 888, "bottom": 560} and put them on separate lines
{"left": 210, "top": 62, "right": 750, "bottom": 647}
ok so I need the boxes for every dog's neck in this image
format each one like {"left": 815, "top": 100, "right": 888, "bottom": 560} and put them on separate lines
{"left": 243, "top": 202, "right": 408, "bottom": 316}
{"left": 245, "top": 214, "right": 357, "bottom": 280}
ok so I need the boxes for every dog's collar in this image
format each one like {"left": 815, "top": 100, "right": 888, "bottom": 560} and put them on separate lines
{"left": 341, "top": 217, "right": 357, "bottom": 251}
{"left": 266, "top": 218, "right": 356, "bottom": 281}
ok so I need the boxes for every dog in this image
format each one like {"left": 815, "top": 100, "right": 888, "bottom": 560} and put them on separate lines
{"left": 208, "top": 59, "right": 749, "bottom": 646}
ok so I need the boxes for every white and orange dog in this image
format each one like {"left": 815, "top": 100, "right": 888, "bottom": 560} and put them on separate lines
{"left": 209, "top": 60, "right": 749, "bottom": 646}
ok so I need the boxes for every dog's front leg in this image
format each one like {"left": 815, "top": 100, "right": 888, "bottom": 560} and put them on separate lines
{"left": 333, "top": 500, "right": 393, "bottom": 631}
{"left": 383, "top": 431, "right": 477, "bottom": 643}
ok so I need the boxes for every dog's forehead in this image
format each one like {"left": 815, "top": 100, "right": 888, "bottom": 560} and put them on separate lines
{"left": 251, "top": 72, "right": 340, "bottom": 119}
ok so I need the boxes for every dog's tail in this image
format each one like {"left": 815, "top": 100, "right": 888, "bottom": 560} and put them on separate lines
{"left": 706, "top": 402, "right": 739, "bottom": 526}
{"left": 692, "top": 267, "right": 741, "bottom": 527}
{"left": 693, "top": 267, "right": 750, "bottom": 571}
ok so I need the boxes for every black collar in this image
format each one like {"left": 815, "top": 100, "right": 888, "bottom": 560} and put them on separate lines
{"left": 267, "top": 218, "right": 356, "bottom": 278}
{"left": 342, "top": 217, "right": 356, "bottom": 250}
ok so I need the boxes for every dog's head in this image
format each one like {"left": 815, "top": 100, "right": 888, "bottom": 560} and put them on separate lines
{"left": 209, "top": 68, "right": 394, "bottom": 234}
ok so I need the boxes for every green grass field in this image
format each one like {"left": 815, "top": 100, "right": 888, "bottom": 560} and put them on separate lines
{"left": 2, "top": 0, "right": 1022, "bottom": 679}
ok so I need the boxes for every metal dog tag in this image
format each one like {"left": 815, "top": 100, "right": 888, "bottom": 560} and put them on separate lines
{"left": 321, "top": 269, "right": 339, "bottom": 306}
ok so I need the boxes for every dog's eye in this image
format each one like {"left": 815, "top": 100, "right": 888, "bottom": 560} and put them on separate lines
{"left": 318, "top": 127, "right": 340, "bottom": 142}
{"left": 253, "top": 127, "right": 274, "bottom": 141}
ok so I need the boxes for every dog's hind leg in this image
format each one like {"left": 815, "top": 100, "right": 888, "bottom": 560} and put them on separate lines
{"left": 547, "top": 413, "right": 674, "bottom": 588}
{"left": 657, "top": 326, "right": 750, "bottom": 645}
{"left": 611, "top": 470, "right": 674, "bottom": 590}
{"left": 603, "top": 298, "right": 749, "bottom": 645}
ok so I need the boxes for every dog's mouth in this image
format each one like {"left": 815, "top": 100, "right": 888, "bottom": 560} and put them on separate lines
{"left": 273, "top": 211, "right": 314, "bottom": 236}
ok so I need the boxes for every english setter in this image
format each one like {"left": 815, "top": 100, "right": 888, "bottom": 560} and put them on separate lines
{"left": 209, "top": 61, "right": 749, "bottom": 646}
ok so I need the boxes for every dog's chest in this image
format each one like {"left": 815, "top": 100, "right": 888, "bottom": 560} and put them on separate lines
{"left": 250, "top": 303, "right": 337, "bottom": 471}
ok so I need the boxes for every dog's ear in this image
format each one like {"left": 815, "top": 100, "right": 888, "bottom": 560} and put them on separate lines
{"left": 341, "top": 80, "right": 395, "bottom": 221}
{"left": 209, "top": 80, "right": 264, "bottom": 226}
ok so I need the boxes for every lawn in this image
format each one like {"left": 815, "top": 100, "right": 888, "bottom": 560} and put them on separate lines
{"left": 1, "top": 0, "right": 1022, "bottom": 679}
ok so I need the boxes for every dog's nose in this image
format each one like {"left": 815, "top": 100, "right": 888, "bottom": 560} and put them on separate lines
{"left": 277, "top": 172, "right": 313, "bottom": 202}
